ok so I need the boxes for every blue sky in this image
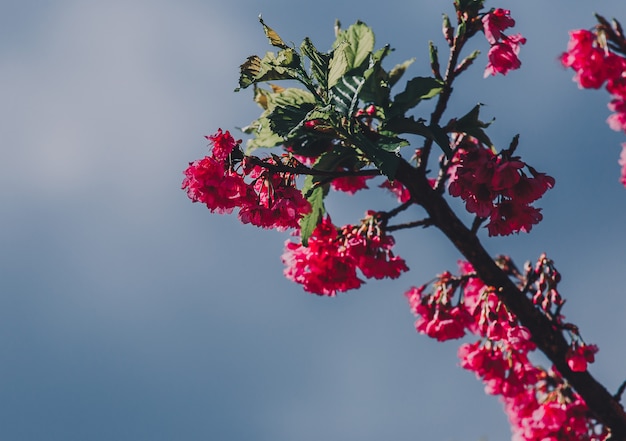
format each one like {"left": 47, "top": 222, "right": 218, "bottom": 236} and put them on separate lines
{"left": 2, "top": 1, "right": 626, "bottom": 440}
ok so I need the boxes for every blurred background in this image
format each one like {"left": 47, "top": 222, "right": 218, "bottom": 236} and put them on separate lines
{"left": 2, "top": 1, "right": 626, "bottom": 440}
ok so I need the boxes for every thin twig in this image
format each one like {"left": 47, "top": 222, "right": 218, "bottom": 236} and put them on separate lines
{"left": 386, "top": 218, "right": 433, "bottom": 232}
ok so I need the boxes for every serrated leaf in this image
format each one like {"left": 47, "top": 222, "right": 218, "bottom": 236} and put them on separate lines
{"left": 300, "top": 37, "right": 331, "bottom": 91}
{"left": 353, "top": 132, "right": 398, "bottom": 179}
{"left": 334, "top": 21, "right": 375, "bottom": 70}
{"left": 268, "top": 102, "right": 316, "bottom": 137}
{"left": 329, "top": 74, "right": 365, "bottom": 116}
{"left": 299, "top": 180, "right": 326, "bottom": 246}
{"left": 427, "top": 124, "right": 452, "bottom": 157}
{"left": 389, "top": 76, "right": 444, "bottom": 118}
{"left": 259, "top": 16, "right": 289, "bottom": 49}
{"left": 359, "top": 45, "right": 393, "bottom": 106}
{"left": 245, "top": 87, "right": 317, "bottom": 150}
{"left": 454, "top": 104, "right": 494, "bottom": 148}
{"left": 242, "top": 116, "right": 285, "bottom": 152}
{"left": 375, "top": 131, "right": 409, "bottom": 152}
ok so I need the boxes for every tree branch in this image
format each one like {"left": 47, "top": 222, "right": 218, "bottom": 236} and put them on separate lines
{"left": 393, "top": 158, "right": 626, "bottom": 439}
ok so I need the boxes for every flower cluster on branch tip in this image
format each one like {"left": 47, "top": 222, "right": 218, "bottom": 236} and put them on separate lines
{"left": 182, "top": 129, "right": 312, "bottom": 230}
{"left": 482, "top": 8, "right": 527, "bottom": 77}
{"left": 561, "top": 14, "right": 626, "bottom": 187}
{"left": 282, "top": 213, "right": 408, "bottom": 296}
{"left": 447, "top": 135, "right": 555, "bottom": 236}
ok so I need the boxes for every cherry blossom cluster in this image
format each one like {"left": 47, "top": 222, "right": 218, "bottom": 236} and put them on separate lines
{"left": 405, "top": 258, "right": 605, "bottom": 439}
{"left": 561, "top": 26, "right": 626, "bottom": 186}
{"left": 481, "top": 8, "right": 526, "bottom": 77}
{"left": 282, "top": 213, "right": 408, "bottom": 296}
{"left": 182, "top": 129, "right": 311, "bottom": 230}
{"left": 447, "top": 137, "right": 555, "bottom": 236}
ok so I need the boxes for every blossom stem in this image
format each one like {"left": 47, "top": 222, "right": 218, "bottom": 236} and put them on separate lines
{"left": 417, "top": 24, "right": 468, "bottom": 174}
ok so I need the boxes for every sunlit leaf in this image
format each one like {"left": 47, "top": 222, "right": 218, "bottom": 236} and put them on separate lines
{"left": 334, "top": 21, "right": 375, "bottom": 70}
{"left": 328, "top": 42, "right": 350, "bottom": 88}
{"left": 259, "top": 16, "right": 289, "bottom": 49}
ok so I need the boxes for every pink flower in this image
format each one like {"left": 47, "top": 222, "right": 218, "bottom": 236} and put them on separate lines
{"left": 619, "top": 143, "right": 626, "bottom": 187}
{"left": 566, "top": 343, "right": 599, "bottom": 372}
{"left": 282, "top": 217, "right": 363, "bottom": 296}
{"left": 448, "top": 140, "right": 553, "bottom": 235}
{"left": 238, "top": 178, "right": 311, "bottom": 230}
{"left": 282, "top": 214, "right": 408, "bottom": 295}
{"left": 482, "top": 8, "right": 516, "bottom": 44}
{"left": 505, "top": 172, "right": 555, "bottom": 204}
{"left": 182, "top": 156, "right": 253, "bottom": 213}
{"left": 331, "top": 174, "right": 372, "bottom": 194}
{"left": 481, "top": 8, "right": 525, "bottom": 77}
{"left": 561, "top": 29, "right": 626, "bottom": 90}
{"left": 607, "top": 99, "right": 626, "bottom": 132}
{"left": 487, "top": 200, "right": 543, "bottom": 236}
{"left": 484, "top": 34, "right": 526, "bottom": 77}
{"left": 406, "top": 285, "right": 474, "bottom": 341}
{"left": 346, "top": 232, "right": 408, "bottom": 279}
{"left": 380, "top": 180, "right": 412, "bottom": 203}
{"left": 206, "top": 128, "right": 240, "bottom": 162}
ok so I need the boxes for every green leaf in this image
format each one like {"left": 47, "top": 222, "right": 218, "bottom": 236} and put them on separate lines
{"left": 375, "top": 131, "right": 409, "bottom": 153}
{"left": 300, "top": 37, "right": 331, "bottom": 91}
{"left": 243, "top": 87, "right": 317, "bottom": 150}
{"left": 329, "top": 74, "right": 366, "bottom": 116}
{"left": 334, "top": 21, "right": 375, "bottom": 70}
{"left": 328, "top": 21, "right": 375, "bottom": 88}
{"left": 265, "top": 87, "right": 316, "bottom": 111}
{"left": 299, "top": 177, "right": 326, "bottom": 246}
{"left": 389, "top": 76, "right": 444, "bottom": 118}
{"left": 328, "top": 42, "right": 350, "bottom": 88}
{"left": 384, "top": 117, "right": 451, "bottom": 157}
{"left": 427, "top": 124, "right": 452, "bottom": 157}
{"left": 242, "top": 116, "right": 285, "bottom": 151}
{"left": 298, "top": 148, "right": 351, "bottom": 245}
{"left": 453, "top": 104, "right": 494, "bottom": 148}
{"left": 259, "top": 16, "right": 289, "bottom": 49}
{"left": 359, "top": 45, "right": 393, "bottom": 106}
{"left": 353, "top": 132, "right": 398, "bottom": 179}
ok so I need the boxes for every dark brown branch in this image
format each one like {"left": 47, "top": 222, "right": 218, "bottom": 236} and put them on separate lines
{"left": 245, "top": 155, "right": 382, "bottom": 178}
{"left": 393, "top": 158, "right": 626, "bottom": 440}
{"left": 378, "top": 200, "right": 414, "bottom": 222}
{"left": 616, "top": 381, "right": 626, "bottom": 403}
{"left": 417, "top": 26, "right": 468, "bottom": 173}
